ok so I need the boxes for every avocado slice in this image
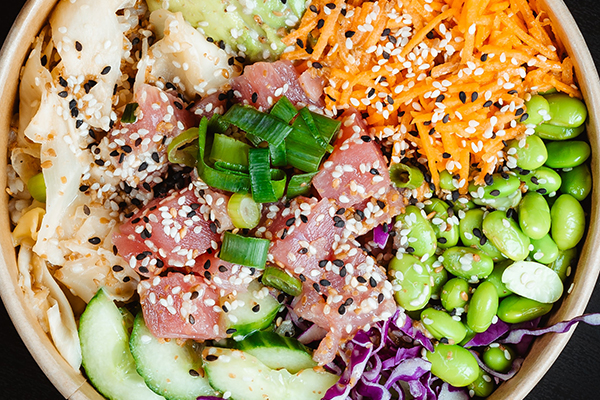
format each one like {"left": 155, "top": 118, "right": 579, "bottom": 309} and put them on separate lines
{"left": 146, "top": 0, "right": 306, "bottom": 61}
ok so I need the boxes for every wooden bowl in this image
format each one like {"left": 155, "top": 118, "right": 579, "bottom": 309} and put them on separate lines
{"left": 0, "top": 0, "right": 598, "bottom": 399}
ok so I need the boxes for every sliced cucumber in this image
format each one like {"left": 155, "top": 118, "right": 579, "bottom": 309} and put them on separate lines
{"left": 129, "top": 313, "right": 217, "bottom": 400}
{"left": 203, "top": 347, "right": 339, "bottom": 400}
{"left": 223, "top": 279, "right": 280, "bottom": 338}
{"left": 79, "top": 288, "right": 164, "bottom": 400}
{"left": 234, "top": 331, "right": 316, "bottom": 373}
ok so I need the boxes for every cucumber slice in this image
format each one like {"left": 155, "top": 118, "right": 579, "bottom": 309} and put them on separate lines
{"left": 129, "top": 313, "right": 217, "bottom": 400}
{"left": 234, "top": 331, "right": 316, "bottom": 373}
{"left": 79, "top": 288, "right": 164, "bottom": 400}
{"left": 224, "top": 279, "right": 280, "bottom": 338}
{"left": 203, "top": 347, "right": 339, "bottom": 400}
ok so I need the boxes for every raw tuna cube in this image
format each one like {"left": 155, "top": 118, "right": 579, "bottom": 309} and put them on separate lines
{"left": 138, "top": 272, "right": 226, "bottom": 340}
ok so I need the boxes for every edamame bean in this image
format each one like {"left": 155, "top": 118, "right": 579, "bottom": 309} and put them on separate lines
{"left": 518, "top": 192, "right": 551, "bottom": 240}
{"left": 529, "top": 234, "right": 559, "bottom": 264}
{"left": 550, "top": 194, "right": 586, "bottom": 250}
{"left": 560, "top": 163, "right": 592, "bottom": 201}
{"left": 427, "top": 344, "right": 479, "bottom": 387}
{"left": 482, "top": 211, "right": 531, "bottom": 261}
{"left": 548, "top": 247, "right": 578, "bottom": 282}
{"left": 544, "top": 93, "right": 587, "bottom": 128}
{"left": 473, "top": 190, "right": 522, "bottom": 211}
{"left": 395, "top": 206, "right": 438, "bottom": 258}
{"left": 467, "top": 281, "right": 499, "bottom": 333}
{"left": 502, "top": 261, "right": 563, "bottom": 303}
{"left": 459, "top": 209, "right": 506, "bottom": 261}
{"left": 507, "top": 135, "right": 548, "bottom": 170}
{"left": 469, "top": 173, "right": 521, "bottom": 202}
{"left": 482, "top": 344, "right": 516, "bottom": 373}
{"left": 484, "top": 261, "right": 513, "bottom": 298}
{"left": 519, "top": 166, "right": 562, "bottom": 195}
{"left": 441, "top": 278, "right": 470, "bottom": 312}
{"left": 545, "top": 141, "right": 591, "bottom": 169}
{"left": 421, "top": 308, "right": 468, "bottom": 344}
{"left": 535, "top": 123, "right": 585, "bottom": 141}
{"left": 442, "top": 247, "right": 494, "bottom": 281}
{"left": 388, "top": 253, "right": 432, "bottom": 311}
{"left": 428, "top": 260, "right": 449, "bottom": 300}
{"left": 439, "top": 170, "right": 458, "bottom": 191}
{"left": 424, "top": 198, "right": 460, "bottom": 249}
{"left": 523, "top": 94, "right": 550, "bottom": 126}
{"left": 467, "top": 368, "right": 495, "bottom": 398}
{"left": 497, "top": 295, "right": 552, "bottom": 323}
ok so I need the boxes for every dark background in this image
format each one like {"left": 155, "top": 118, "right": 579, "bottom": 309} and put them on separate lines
{"left": 1, "top": 0, "right": 599, "bottom": 399}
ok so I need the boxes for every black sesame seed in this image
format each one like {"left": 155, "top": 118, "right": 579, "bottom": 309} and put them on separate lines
{"left": 520, "top": 113, "right": 529, "bottom": 122}
{"left": 75, "top": 41, "right": 82, "bottom": 51}
{"left": 480, "top": 53, "right": 488, "bottom": 62}
{"left": 218, "top": 265, "right": 228, "bottom": 273}
{"left": 436, "top": 94, "right": 445, "bottom": 103}
{"left": 357, "top": 276, "right": 367, "bottom": 284}
{"left": 112, "top": 265, "right": 123, "bottom": 272}
{"left": 345, "top": 298, "right": 354, "bottom": 306}
{"left": 281, "top": 229, "right": 288, "bottom": 240}
{"left": 340, "top": 266, "right": 347, "bottom": 277}
{"left": 473, "top": 228, "right": 482, "bottom": 238}
{"left": 361, "top": 135, "right": 372, "bottom": 142}
{"left": 205, "top": 355, "right": 218, "bottom": 362}
{"left": 204, "top": 271, "right": 211, "bottom": 280}
{"left": 319, "top": 260, "right": 328, "bottom": 268}
{"left": 369, "top": 277, "right": 377, "bottom": 288}
{"left": 286, "top": 217, "right": 296, "bottom": 226}
{"left": 309, "top": 4, "right": 318, "bottom": 12}
{"left": 406, "top": 247, "right": 415, "bottom": 253}
{"left": 88, "top": 237, "right": 101, "bottom": 245}
{"left": 355, "top": 210, "right": 365, "bottom": 221}
{"left": 325, "top": 2, "right": 336, "bottom": 9}
{"left": 334, "top": 219, "right": 345, "bottom": 228}
{"left": 138, "top": 162, "right": 148, "bottom": 172}
{"left": 440, "top": 337, "right": 449, "bottom": 344}
{"left": 378, "top": 293, "right": 385, "bottom": 303}
{"left": 209, "top": 222, "right": 218, "bottom": 233}
{"left": 101, "top": 66, "right": 111, "bottom": 75}
{"left": 438, "top": 237, "right": 447, "bottom": 244}
{"left": 515, "top": 108, "right": 524, "bottom": 117}
{"left": 71, "top": 107, "right": 79, "bottom": 118}
{"left": 139, "top": 266, "right": 149, "bottom": 274}
{"left": 483, "top": 100, "right": 493, "bottom": 108}
{"left": 484, "top": 173, "right": 494, "bottom": 186}
{"left": 338, "top": 304, "right": 346, "bottom": 315}
{"left": 480, "top": 236, "right": 487, "bottom": 245}
{"left": 299, "top": 274, "right": 306, "bottom": 282}
{"left": 252, "top": 304, "right": 261, "bottom": 313}
{"left": 489, "top": 189, "right": 501, "bottom": 196}
{"left": 377, "top": 200, "right": 386, "bottom": 210}
{"left": 190, "top": 291, "right": 199, "bottom": 300}
{"left": 459, "top": 91, "right": 467, "bottom": 104}
{"left": 189, "top": 369, "right": 199, "bottom": 376}
{"left": 59, "top": 77, "right": 68, "bottom": 87}
{"left": 336, "top": 208, "right": 346, "bottom": 215}
{"left": 332, "top": 260, "right": 344, "bottom": 267}
{"left": 313, "top": 61, "right": 323, "bottom": 69}
{"left": 537, "top": 188, "right": 548, "bottom": 194}
{"left": 226, "top": 328, "right": 237, "bottom": 334}
{"left": 203, "top": 259, "right": 211, "bottom": 270}
{"left": 277, "top": 293, "right": 286, "bottom": 303}
{"left": 296, "top": 38, "right": 304, "bottom": 48}
{"left": 345, "top": 31, "right": 356, "bottom": 38}
{"left": 317, "top": 19, "right": 325, "bottom": 29}
{"left": 123, "top": 276, "right": 131, "bottom": 282}
{"left": 313, "top": 283, "right": 320, "bottom": 292}
{"left": 299, "top": 247, "right": 308, "bottom": 254}
{"left": 300, "top": 214, "right": 308, "bottom": 223}
{"left": 320, "top": 279, "right": 331, "bottom": 286}
{"left": 40, "top": 55, "right": 47, "bottom": 66}
{"left": 471, "top": 92, "right": 479, "bottom": 102}
{"left": 58, "top": 91, "right": 68, "bottom": 98}
{"left": 442, "top": 114, "right": 450, "bottom": 123}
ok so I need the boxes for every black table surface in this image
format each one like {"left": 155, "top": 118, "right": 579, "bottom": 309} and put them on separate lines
{"left": 1, "top": 0, "right": 599, "bottom": 399}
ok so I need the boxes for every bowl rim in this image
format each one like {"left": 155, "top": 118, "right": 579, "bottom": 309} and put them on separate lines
{"left": 0, "top": 0, "right": 599, "bottom": 399}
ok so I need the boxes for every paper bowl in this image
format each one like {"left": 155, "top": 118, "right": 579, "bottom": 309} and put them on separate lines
{"left": 0, "top": 0, "right": 598, "bottom": 399}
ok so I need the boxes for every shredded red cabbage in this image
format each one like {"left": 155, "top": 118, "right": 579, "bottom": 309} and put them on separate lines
{"left": 373, "top": 225, "right": 390, "bottom": 248}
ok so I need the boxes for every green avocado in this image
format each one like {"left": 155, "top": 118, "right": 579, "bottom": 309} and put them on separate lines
{"left": 146, "top": 0, "right": 306, "bottom": 61}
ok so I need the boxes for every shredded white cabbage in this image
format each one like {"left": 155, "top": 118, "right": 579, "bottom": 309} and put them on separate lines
{"left": 136, "top": 9, "right": 237, "bottom": 99}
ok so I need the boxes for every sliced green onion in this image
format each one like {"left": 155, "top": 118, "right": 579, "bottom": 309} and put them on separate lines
{"left": 269, "top": 141, "right": 288, "bottom": 167}
{"left": 249, "top": 148, "right": 277, "bottom": 203}
{"left": 27, "top": 172, "right": 46, "bottom": 203}
{"left": 222, "top": 104, "right": 293, "bottom": 147}
{"left": 261, "top": 265, "right": 302, "bottom": 296}
{"left": 167, "top": 128, "right": 199, "bottom": 167}
{"left": 208, "top": 113, "right": 230, "bottom": 133}
{"left": 209, "top": 134, "right": 250, "bottom": 166}
{"left": 298, "top": 108, "right": 329, "bottom": 149}
{"left": 121, "top": 102, "right": 139, "bottom": 124}
{"left": 213, "top": 161, "right": 249, "bottom": 175}
{"left": 270, "top": 169, "right": 287, "bottom": 200}
{"left": 219, "top": 232, "right": 270, "bottom": 269}
{"left": 286, "top": 172, "right": 318, "bottom": 198}
{"left": 227, "top": 192, "right": 261, "bottom": 229}
{"left": 270, "top": 96, "right": 298, "bottom": 123}
{"left": 390, "top": 163, "right": 424, "bottom": 189}
{"left": 286, "top": 110, "right": 340, "bottom": 172}
{"left": 196, "top": 118, "right": 252, "bottom": 193}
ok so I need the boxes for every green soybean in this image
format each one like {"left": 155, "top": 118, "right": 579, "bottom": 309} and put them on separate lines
{"left": 467, "top": 281, "right": 499, "bottom": 333}
{"left": 442, "top": 247, "right": 494, "bottom": 281}
{"left": 507, "top": 135, "right": 548, "bottom": 170}
{"left": 441, "top": 278, "right": 470, "bottom": 312}
{"left": 545, "top": 141, "right": 591, "bottom": 169}
{"left": 439, "top": 170, "right": 458, "bottom": 191}
{"left": 482, "top": 211, "right": 531, "bottom": 261}
{"left": 469, "top": 173, "right": 521, "bottom": 200}
{"left": 548, "top": 247, "right": 578, "bottom": 282}
{"left": 550, "top": 194, "right": 586, "bottom": 250}
{"left": 544, "top": 93, "right": 587, "bottom": 128}
{"left": 424, "top": 198, "right": 460, "bottom": 249}
{"left": 473, "top": 190, "right": 522, "bottom": 211}
{"left": 519, "top": 166, "right": 562, "bottom": 195}
{"left": 484, "top": 261, "right": 513, "bottom": 298}
{"left": 560, "top": 163, "right": 592, "bottom": 201}
{"left": 535, "top": 122, "right": 585, "bottom": 141}
{"left": 523, "top": 94, "right": 550, "bottom": 126}
{"left": 427, "top": 344, "right": 479, "bottom": 387}
{"left": 421, "top": 308, "right": 467, "bottom": 344}
{"left": 497, "top": 295, "right": 552, "bottom": 323}
{"left": 467, "top": 368, "right": 495, "bottom": 398}
{"left": 388, "top": 253, "right": 432, "bottom": 311}
{"left": 482, "top": 344, "right": 516, "bottom": 373}
{"left": 459, "top": 209, "right": 506, "bottom": 261}
{"left": 529, "top": 234, "right": 559, "bottom": 264}
{"left": 395, "top": 205, "right": 438, "bottom": 258}
{"left": 518, "top": 192, "right": 551, "bottom": 240}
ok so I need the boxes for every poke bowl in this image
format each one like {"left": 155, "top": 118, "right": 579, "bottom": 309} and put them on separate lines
{"left": 0, "top": 0, "right": 599, "bottom": 400}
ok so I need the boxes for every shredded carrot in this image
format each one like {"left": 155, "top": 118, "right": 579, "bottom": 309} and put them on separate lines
{"left": 283, "top": 0, "right": 581, "bottom": 192}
